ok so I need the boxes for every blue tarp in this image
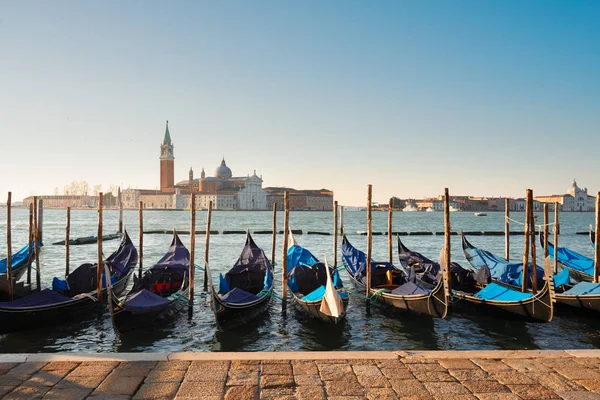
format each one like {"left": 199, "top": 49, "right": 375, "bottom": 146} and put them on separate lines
{"left": 553, "top": 268, "right": 571, "bottom": 288}
{"left": 219, "top": 287, "right": 260, "bottom": 304}
{"left": 341, "top": 239, "right": 396, "bottom": 278}
{"left": 564, "top": 282, "right": 600, "bottom": 296}
{"left": 546, "top": 240, "right": 594, "bottom": 276}
{"left": 0, "top": 289, "right": 72, "bottom": 308}
{"left": 123, "top": 289, "right": 171, "bottom": 313}
{"left": 474, "top": 282, "right": 533, "bottom": 302}
{"left": 287, "top": 245, "right": 319, "bottom": 274}
{"left": 463, "top": 236, "right": 544, "bottom": 288}
{"left": 391, "top": 281, "right": 430, "bottom": 296}
{"left": 0, "top": 242, "right": 36, "bottom": 274}
{"left": 301, "top": 285, "right": 349, "bottom": 302}
{"left": 219, "top": 273, "right": 230, "bottom": 294}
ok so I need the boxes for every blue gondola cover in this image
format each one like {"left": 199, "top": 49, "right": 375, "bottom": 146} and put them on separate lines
{"left": 0, "top": 242, "right": 36, "bottom": 273}
{"left": 474, "top": 282, "right": 533, "bottom": 301}
{"left": 0, "top": 289, "right": 72, "bottom": 308}
{"left": 546, "top": 240, "right": 594, "bottom": 276}
{"left": 564, "top": 282, "right": 600, "bottom": 296}
{"left": 220, "top": 287, "right": 260, "bottom": 304}
{"left": 123, "top": 289, "right": 171, "bottom": 313}
{"left": 391, "top": 281, "right": 430, "bottom": 296}
{"left": 553, "top": 268, "right": 571, "bottom": 288}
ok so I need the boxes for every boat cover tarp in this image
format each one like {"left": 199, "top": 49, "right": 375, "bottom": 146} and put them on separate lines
{"left": 287, "top": 245, "right": 319, "bottom": 274}
{"left": 122, "top": 289, "right": 171, "bottom": 313}
{"left": 563, "top": 282, "right": 600, "bottom": 296}
{"left": 219, "top": 287, "right": 260, "bottom": 304}
{"left": 0, "top": 242, "right": 36, "bottom": 273}
{"left": 0, "top": 289, "right": 72, "bottom": 308}
{"left": 553, "top": 268, "right": 571, "bottom": 288}
{"left": 474, "top": 282, "right": 533, "bottom": 302}
{"left": 105, "top": 231, "right": 138, "bottom": 277}
{"left": 544, "top": 237, "right": 594, "bottom": 276}
{"left": 302, "top": 285, "right": 349, "bottom": 302}
{"left": 391, "top": 281, "right": 430, "bottom": 296}
{"left": 342, "top": 237, "right": 407, "bottom": 287}
{"left": 398, "top": 237, "right": 440, "bottom": 280}
{"left": 225, "top": 233, "right": 269, "bottom": 295}
{"left": 287, "top": 244, "right": 343, "bottom": 295}
{"left": 153, "top": 233, "right": 190, "bottom": 270}
{"left": 463, "top": 235, "right": 544, "bottom": 288}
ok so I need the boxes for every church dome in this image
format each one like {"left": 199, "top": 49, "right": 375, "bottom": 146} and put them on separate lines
{"left": 568, "top": 179, "right": 582, "bottom": 196}
{"left": 214, "top": 158, "right": 232, "bottom": 179}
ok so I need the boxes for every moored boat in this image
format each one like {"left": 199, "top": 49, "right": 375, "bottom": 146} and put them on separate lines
{"left": 208, "top": 232, "right": 274, "bottom": 330}
{"left": 286, "top": 233, "right": 348, "bottom": 323}
{"left": 341, "top": 235, "right": 448, "bottom": 318}
{"left": 0, "top": 231, "right": 137, "bottom": 333}
{"left": 0, "top": 241, "right": 41, "bottom": 300}
{"left": 111, "top": 231, "right": 189, "bottom": 332}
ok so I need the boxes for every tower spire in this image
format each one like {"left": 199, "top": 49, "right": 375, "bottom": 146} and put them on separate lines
{"left": 164, "top": 120, "right": 171, "bottom": 143}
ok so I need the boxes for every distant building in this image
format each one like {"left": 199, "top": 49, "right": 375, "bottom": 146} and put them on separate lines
{"left": 22, "top": 193, "right": 117, "bottom": 209}
{"left": 265, "top": 188, "right": 334, "bottom": 211}
{"left": 535, "top": 180, "right": 595, "bottom": 212}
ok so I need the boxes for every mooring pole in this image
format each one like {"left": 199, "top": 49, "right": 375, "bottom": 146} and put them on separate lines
{"left": 444, "top": 188, "right": 451, "bottom": 294}
{"left": 37, "top": 199, "right": 44, "bottom": 245}
{"left": 271, "top": 202, "right": 277, "bottom": 268}
{"left": 118, "top": 187, "right": 123, "bottom": 234}
{"left": 530, "top": 190, "right": 537, "bottom": 294}
{"left": 554, "top": 202, "right": 559, "bottom": 274}
{"left": 139, "top": 201, "right": 143, "bottom": 280}
{"left": 204, "top": 201, "right": 212, "bottom": 291}
{"left": 65, "top": 207, "right": 70, "bottom": 276}
{"left": 189, "top": 194, "right": 196, "bottom": 318}
{"left": 340, "top": 205, "right": 344, "bottom": 237}
{"left": 543, "top": 204, "right": 549, "bottom": 259}
{"left": 27, "top": 203, "right": 33, "bottom": 285}
{"left": 505, "top": 198, "right": 510, "bottom": 261}
{"left": 34, "top": 196, "right": 41, "bottom": 291}
{"left": 521, "top": 189, "right": 531, "bottom": 292}
{"left": 595, "top": 193, "right": 600, "bottom": 283}
{"left": 6, "top": 192, "right": 13, "bottom": 299}
{"left": 388, "top": 199, "right": 393, "bottom": 264}
{"left": 366, "top": 185, "right": 373, "bottom": 301}
{"left": 97, "top": 193, "right": 103, "bottom": 306}
{"left": 282, "top": 192, "right": 290, "bottom": 313}
{"left": 334, "top": 200, "right": 338, "bottom": 269}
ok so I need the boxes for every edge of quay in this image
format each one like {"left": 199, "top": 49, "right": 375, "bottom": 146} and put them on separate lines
{"left": 1, "top": 349, "right": 600, "bottom": 363}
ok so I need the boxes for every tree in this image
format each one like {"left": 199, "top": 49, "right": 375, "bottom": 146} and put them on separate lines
{"left": 93, "top": 184, "right": 102, "bottom": 197}
{"left": 108, "top": 184, "right": 119, "bottom": 196}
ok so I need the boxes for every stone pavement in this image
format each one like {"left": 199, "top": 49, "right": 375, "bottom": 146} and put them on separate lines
{"left": 1, "top": 350, "right": 600, "bottom": 399}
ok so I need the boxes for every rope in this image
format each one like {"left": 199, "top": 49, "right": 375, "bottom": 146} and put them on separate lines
{"left": 257, "top": 290, "right": 284, "bottom": 301}
{"left": 170, "top": 292, "right": 191, "bottom": 304}
{"left": 367, "top": 289, "right": 387, "bottom": 305}
{"left": 270, "top": 262, "right": 277, "bottom": 267}
{"left": 194, "top": 264, "right": 205, "bottom": 271}
{"left": 506, "top": 216, "right": 556, "bottom": 229}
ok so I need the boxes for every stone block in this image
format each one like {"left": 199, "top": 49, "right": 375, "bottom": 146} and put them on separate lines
{"left": 506, "top": 384, "right": 560, "bottom": 399}
{"left": 134, "top": 382, "right": 180, "bottom": 399}
{"left": 226, "top": 369, "right": 259, "bottom": 386}
{"left": 176, "top": 380, "right": 225, "bottom": 399}
{"left": 575, "top": 379, "right": 600, "bottom": 392}
{"left": 352, "top": 365, "right": 383, "bottom": 377}
{"left": 462, "top": 380, "right": 509, "bottom": 393}
{"left": 68, "top": 366, "right": 113, "bottom": 377}
{"left": 423, "top": 382, "right": 470, "bottom": 396}
{"left": 25, "top": 369, "right": 70, "bottom": 387}
{"left": 291, "top": 361, "right": 318, "bottom": 376}
{"left": 357, "top": 374, "right": 391, "bottom": 388}
{"left": 438, "top": 359, "right": 480, "bottom": 370}
{"left": 490, "top": 371, "right": 535, "bottom": 385}
{"left": 56, "top": 374, "right": 106, "bottom": 389}
{"left": 527, "top": 371, "right": 583, "bottom": 392}
{"left": 294, "top": 374, "right": 322, "bottom": 386}
{"left": 261, "top": 363, "right": 292, "bottom": 375}
{"left": 42, "top": 362, "right": 80, "bottom": 372}
{"left": 448, "top": 369, "right": 492, "bottom": 381}
{"left": 3, "top": 384, "right": 49, "bottom": 400}
{"left": 324, "top": 379, "right": 365, "bottom": 396}
{"left": 474, "top": 394, "right": 522, "bottom": 400}
{"left": 92, "top": 373, "right": 145, "bottom": 396}
{"left": 185, "top": 367, "right": 228, "bottom": 382}
{"left": 144, "top": 369, "right": 186, "bottom": 383}
{"left": 407, "top": 363, "right": 447, "bottom": 372}
{"left": 42, "top": 387, "right": 92, "bottom": 400}
{"left": 555, "top": 392, "right": 600, "bottom": 400}
{"left": 295, "top": 385, "right": 326, "bottom": 400}
{"left": 502, "top": 358, "right": 551, "bottom": 372}
{"left": 154, "top": 360, "right": 190, "bottom": 370}
{"left": 318, "top": 363, "right": 353, "bottom": 380}
{"left": 259, "top": 387, "right": 294, "bottom": 399}
{"left": 412, "top": 371, "right": 456, "bottom": 382}
{"left": 365, "top": 387, "right": 399, "bottom": 399}
{"left": 6, "top": 362, "right": 46, "bottom": 376}
{"left": 260, "top": 374, "right": 294, "bottom": 388}
{"left": 471, "top": 359, "right": 511, "bottom": 372}
{"left": 389, "top": 378, "right": 429, "bottom": 396}
{"left": 381, "top": 367, "right": 414, "bottom": 380}
{"left": 224, "top": 385, "right": 259, "bottom": 400}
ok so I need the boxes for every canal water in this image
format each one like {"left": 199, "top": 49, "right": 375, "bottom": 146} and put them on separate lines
{"left": 0, "top": 208, "right": 599, "bottom": 353}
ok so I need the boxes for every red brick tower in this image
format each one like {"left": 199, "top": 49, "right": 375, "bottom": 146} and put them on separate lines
{"left": 160, "top": 120, "right": 175, "bottom": 192}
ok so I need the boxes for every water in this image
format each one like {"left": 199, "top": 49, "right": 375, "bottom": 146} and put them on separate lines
{"left": 0, "top": 208, "right": 599, "bottom": 353}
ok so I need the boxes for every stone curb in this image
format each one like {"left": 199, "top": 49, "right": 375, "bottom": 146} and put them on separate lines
{"left": 0, "top": 350, "right": 596, "bottom": 363}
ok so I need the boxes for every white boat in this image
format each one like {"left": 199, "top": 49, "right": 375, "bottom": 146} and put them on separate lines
{"left": 449, "top": 205, "right": 460, "bottom": 212}
{"left": 425, "top": 207, "right": 434, "bottom": 212}
{"left": 403, "top": 204, "right": 418, "bottom": 212}
{"left": 474, "top": 212, "right": 487, "bottom": 217}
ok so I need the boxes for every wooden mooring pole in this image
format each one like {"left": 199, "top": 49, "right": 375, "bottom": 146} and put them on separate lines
{"left": 530, "top": 190, "right": 537, "bottom": 294}
{"left": 388, "top": 199, "right": 393, "bottom": 264}
{"left": 34, "top": 196, "right": 40, "bottom": 291}
{"left": 37, "top": 199, "right": 43, "bottom": 245}
{"left": 595, "top": 193, "right": 600, "bottom": 283}
{"left": 334, "top": 200, "right": 338, "bottom": 269}
{"left": 271, "top": 202, "right": 277, "bottom": 268}
{"left": 554, "top": 202, "right": 559, "bottom": 274}
{"left": 282, "top": 192, "right": 290, "bottom": 312}
{"left": 543, "top": 204, "right": 549, "bottom": 259}
{"left": 139, "top": 201, "right": 144, "bottom": 280}
{"left": 204, "top": 201, "right": 212, "bottom": 291}
{"left": 27, "top": 203, "right": 33, "bottom": 285}
{"left": 6, "top": 192, "right": 13, "bottom": 300}
{"left": 65, "top": 207, "right": 70, "bottom": 276}
{"left": 118, "top": 187, "right": 123, "bottom": 234}
{"left": 505, "top": 198, "right": 510, "bottom": 261}
{"left": 366, "top": 185, "right": 373, "bottom": 300}
{"left": 97, "top": 193, "right": 103, "bottom": 306}
{"left": 444, "top": 188, "right": 451, "bottom": 294}
{"left": 340, "top": 205, "right": 344, "bottom": 237}
{"left": 189, "top": 194, "right": 196, "bottom": 318}
{"left": 521, "top": 189, "right": 531, "bottom": 293}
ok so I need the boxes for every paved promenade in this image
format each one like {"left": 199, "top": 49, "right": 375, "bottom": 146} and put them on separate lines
{"left": 1, "top": 350, "right": 600, "bottom": 399}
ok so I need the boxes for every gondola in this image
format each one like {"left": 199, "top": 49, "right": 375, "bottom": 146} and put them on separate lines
{"left": 0, "top": 241, "right": 41, "bottom": 299}
{"left": 110, "top": 231, "right": 189, "bottom": 332}
{"left": 286, "top": 233, "right": 348, "bottom": 323}
{"left": 540, "top": 233, "right": 600, "bottom": 312}
{"left": 457, "top": 234, "right": 554, "bottom": 322}
{"left": 341, "top": 235, "right": 448, "bottom": 318}
{"left": 52, "top": 232, "right": 122, "bottom": 246}
{"left": 208, "top": 232, "right": 274, "bottom": 330}
{"left": 0, "top": 231, "right": 137, "bottom": 333}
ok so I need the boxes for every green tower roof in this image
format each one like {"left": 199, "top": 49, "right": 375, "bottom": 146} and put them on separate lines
{"left": 164, "top": 120, "right": 171, "bottom": 143}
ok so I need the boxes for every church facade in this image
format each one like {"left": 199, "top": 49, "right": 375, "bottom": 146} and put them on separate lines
{"left": 535, "top": 180, "right": 595, "bottom": 212}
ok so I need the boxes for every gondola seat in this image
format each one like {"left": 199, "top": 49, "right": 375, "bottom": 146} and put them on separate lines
{"left": 563, "top": 282, "right": 600, "bottom": 296}
{"left": 220, "top": 287, "right": 260, "bottom": 304}
{"left": 0, "top": 289, "right": 72, "bottom": 308}
{"left": 123, "top": 289, "right": 171, "bottom": 313}
{"left": 474, "top": 283, "right": 533, "bottom": 301}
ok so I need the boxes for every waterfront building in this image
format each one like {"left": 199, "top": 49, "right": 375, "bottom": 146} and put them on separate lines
{"left": 535, "top": 180, "right": 595, "bottom": 212}
{"left": 265, "top": 188, "right": 334, "bottom": 211}
{"left": 22, "top": 193, "right": 117, "bottom": 209}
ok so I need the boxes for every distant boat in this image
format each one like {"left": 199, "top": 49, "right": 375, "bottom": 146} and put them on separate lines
{"left": 474, "top": 212, "right": 487, "bottom": 217}
{"left": 449, "top": 205, "right": 460, "bottom": 212}
{"left": 425, "top": 207, "right": 435, "bottom": 212}
{"left": 403, "top": 204, "right": 418, "bottom": 212}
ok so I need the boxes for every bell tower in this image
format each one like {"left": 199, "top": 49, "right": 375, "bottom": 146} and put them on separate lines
{"left": 160, "top": 120, "right": 175, "bottom": 192}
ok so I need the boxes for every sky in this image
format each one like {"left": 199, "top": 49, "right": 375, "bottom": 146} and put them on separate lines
{"left": 1, "top": 1, "right": 599, "bottom": 206}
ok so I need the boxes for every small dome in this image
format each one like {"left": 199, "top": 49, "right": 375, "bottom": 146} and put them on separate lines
{"left": 214, "top": 158, "right": 232, "bottom": 179}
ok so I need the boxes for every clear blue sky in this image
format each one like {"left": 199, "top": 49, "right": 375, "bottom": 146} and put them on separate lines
{"left": 1, "top": 1, "right": 598, "bottom": 205}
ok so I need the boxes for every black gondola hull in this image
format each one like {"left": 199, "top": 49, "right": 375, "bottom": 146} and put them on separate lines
{"left": 112, "top": 290, "right": 188, "bottom": 333}
{"left": 293, "top": 294, "right": 349, "bottom": 324}
{"left": 212, "top": 291, "right": 272, "bottom": 330}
